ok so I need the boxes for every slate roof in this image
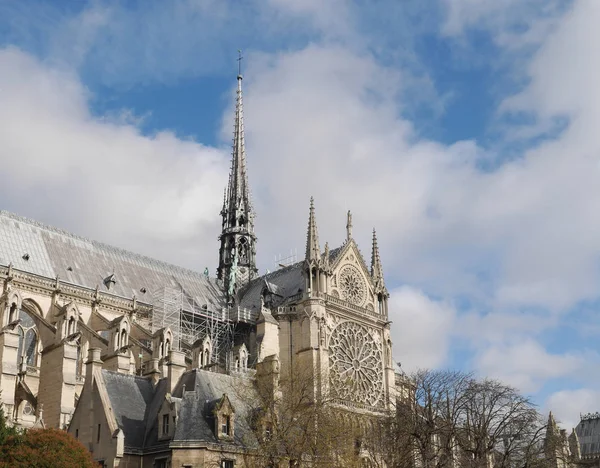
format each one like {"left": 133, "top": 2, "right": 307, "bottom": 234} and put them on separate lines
{"left": 171, "top": 369, "right": 258, "bottom": 448}
{"left": 238, "top": 262, "right": 304, "bottom": 311}
{"left": 0, "top": 211, "right": 226, "bottom": 311}
{"left": 101, "top": 370, "right": 156, "bottom": 450}
{"left": 101, "top": 368, "right": 259, "bottom": 452}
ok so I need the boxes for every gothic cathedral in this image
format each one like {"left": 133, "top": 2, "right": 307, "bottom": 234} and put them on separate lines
{"left": 0, "top": 71, "right": 407, "bottom": 467}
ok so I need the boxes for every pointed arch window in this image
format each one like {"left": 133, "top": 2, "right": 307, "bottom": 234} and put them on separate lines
{"left": 16, "top": 309, "right": 38, "bottom": 368}
{"left": 75, "top": 340, "right": 85, "bottom": 379}
{"left": 68, "top": 316, "right": 76, "bottom": 335}
{"left": 120, "top": 329, "right": 128, "bottom": 348}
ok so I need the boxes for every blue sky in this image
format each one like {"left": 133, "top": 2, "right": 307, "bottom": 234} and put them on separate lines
{"left": 1, "top": 0, "right": 598, "bottom": 428}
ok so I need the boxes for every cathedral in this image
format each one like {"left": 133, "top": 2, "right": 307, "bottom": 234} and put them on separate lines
{"left": 0, "top": 71, "right": 407, "bottom": 467}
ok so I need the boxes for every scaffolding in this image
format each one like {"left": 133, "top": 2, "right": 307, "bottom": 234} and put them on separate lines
{"left": 151, "top": 287, "right": 183, "bottom": 350}
{"left": 151, "top": 287, "right": 237, "bottom": 370}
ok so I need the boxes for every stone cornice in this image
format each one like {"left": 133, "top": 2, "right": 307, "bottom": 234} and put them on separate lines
{"left": 1, "top": 264, "right": 151, "bottom": 316}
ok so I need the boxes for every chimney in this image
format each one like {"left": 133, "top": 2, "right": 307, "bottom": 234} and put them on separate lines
{"left": 167, "top": 350, "right": 186, "bottom": 393}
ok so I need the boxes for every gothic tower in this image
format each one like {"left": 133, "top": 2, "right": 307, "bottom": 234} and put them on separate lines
{"left": 217, "top": 72, "right": 257, "bottom": 298}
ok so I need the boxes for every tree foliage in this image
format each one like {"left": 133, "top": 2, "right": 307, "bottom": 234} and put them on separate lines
{"left": 0, "top": 428, "right": 97, "bottom": 468}
{"left": 0, "top": 403, "right": 19, "bottom": 446}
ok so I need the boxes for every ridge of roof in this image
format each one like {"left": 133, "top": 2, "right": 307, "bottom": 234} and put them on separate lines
{"left": 0, "top": 210, "right": 218, "bottom": 283}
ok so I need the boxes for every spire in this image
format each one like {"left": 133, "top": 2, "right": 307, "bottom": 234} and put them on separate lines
{"left": 305, "top": 197, "right": 320, "bottom": 263}
{"left": 217, "top": 61, "right": 257, "bottom": 297}
{"left": 346, "top": 210, "right": 353, "bottom": 241}
{"left": 223, "top": 71, "right": 253, "bottom": 228}
{"left": 371, "top": 229, "right": 385, "bottom": 289}
{"left": 547, "top": 412, "right": 558, "bottom": 434}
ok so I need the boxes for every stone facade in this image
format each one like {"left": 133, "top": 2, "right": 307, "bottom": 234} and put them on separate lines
{"left": 0, "top": 72, "right": 409, "bottom": 467}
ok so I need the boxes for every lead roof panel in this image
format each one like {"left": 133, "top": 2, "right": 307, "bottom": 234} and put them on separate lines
{"left": 0, "top": 211, "right": 226, "bottom": 310}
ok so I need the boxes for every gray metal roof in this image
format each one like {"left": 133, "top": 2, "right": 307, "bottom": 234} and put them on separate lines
{"left": 577, "top": 413, "right": 600, "bottom": 457}
{"left": 0, "top": 211, "right": 226, "bottom": 310}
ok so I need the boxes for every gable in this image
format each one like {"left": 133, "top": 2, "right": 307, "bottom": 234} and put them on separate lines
{"left": 329, "top": 241, "right": 379, "bottom": 313}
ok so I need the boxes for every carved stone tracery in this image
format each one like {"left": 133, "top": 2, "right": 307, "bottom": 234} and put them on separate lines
{"left": 338, "top": 264, "right": 366, "bottom": 306}
{"left": 328, "top": 321, "right": 383, "bottom": 407}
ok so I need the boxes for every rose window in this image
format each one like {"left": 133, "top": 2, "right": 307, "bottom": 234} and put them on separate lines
{"left": 328, "top": 321, "right": 383, "bottom": 407}
{"left": 338, "top": 265, "right": 366, "bottom": 306}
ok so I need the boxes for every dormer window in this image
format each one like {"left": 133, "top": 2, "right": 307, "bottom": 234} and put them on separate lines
{"left": 213, "top": 394, "right": 235, "bottom": 440}
{"left": 221, "top": 415, "right": 231, "bottom": 436}
{"left": 162, "top": 414, "right": 169, "bottom": 435}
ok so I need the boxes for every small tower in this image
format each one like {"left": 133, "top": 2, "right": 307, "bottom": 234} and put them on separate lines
{"left": 371, "top": 229, "right": 389, "bottom": 316}
{"left": 217, "top": 68, "right": 257, "bottom": 299}
{"left": 545, "top": 412, "right": 572, "bottom": 468}
{"left": 304, "top": 197, "right": 323, "bottom": 297}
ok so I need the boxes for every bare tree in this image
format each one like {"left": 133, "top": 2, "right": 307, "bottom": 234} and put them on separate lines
{"left": 233, "top": 359, "right": 359, "bottom": 467}
{"left": 383, "top": 371, "right": 559, "bottom": 468}
{"left": 384, "top": 370, "right": 472, "bottom": 468}
{"left": 457, "top": 379, "right": 545, "bottom": 468}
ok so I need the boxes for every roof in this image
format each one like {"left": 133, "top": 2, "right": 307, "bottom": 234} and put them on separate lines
{"left": 101, "top": 370, "right": 156, "bottom": 450}
{"left": 577, "top": 413, "right": 600, "bottom": 457}
{"left": 238, "top": 262, "right": 304, "bottom": 311}
{"left": 101, "top": 368, "right": 259, "bottom": 451}
{"left": 171, "top": 369, "right": 259, "bottom": 448}
{"left": 237, "top": 243, "right": 350, "bottom": 312}
{"left": 0, "top": 211, "right": 226, "bottom": 311}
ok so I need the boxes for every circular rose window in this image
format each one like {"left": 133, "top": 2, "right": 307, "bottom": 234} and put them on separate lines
{"left": 339, "top": 265, "right": 367, "bottom": 306}
{"left": 328, "top": 321, "right": 383, "bottom": 407}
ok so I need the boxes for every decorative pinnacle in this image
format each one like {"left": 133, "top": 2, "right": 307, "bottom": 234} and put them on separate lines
{"left": 305, "top": 197, "right": 321, "bottom": 262}
{"left": 371, "top": 228, "right": 385, "bottom": 288}
{"left": 323, "top": 241, "right": 330, "bottom": 270}
{"left": 346, "top": 210, "right": 353, "bottom": 241}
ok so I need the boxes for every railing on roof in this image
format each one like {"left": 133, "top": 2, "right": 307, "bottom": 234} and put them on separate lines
{"left": 582, "top": 412, "right": 600, "bottom": 421}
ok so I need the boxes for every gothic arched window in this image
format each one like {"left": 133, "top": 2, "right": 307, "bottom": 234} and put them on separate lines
{"left": 16, "top": 309, "right": 38, "bottom": 368}
{"left": 120, "top": 329, "right": 128, "bottom": 348}
{"left": 68, "top": 316, "right": 76, "bottom": 335}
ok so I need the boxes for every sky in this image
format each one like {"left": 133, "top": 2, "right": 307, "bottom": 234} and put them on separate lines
{"left": 0, "top": 0, "right": 598, "bottom": 429}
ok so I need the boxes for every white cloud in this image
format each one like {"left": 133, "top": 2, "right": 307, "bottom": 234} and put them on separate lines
{"left": 546, "top": 389, "right": 600, "bottom": 430}
{"left": 0, "top": 46, "right": 228, "bottom": 268}
{"left": 441, "top": 0, "right": 565, "bottom": 41}
{"left": 2, "top": 0, "right": 600, "bottom": 429}
{"left": 474, "top": 340, "right": 583, "bottom": 393}
{"left": 388, "top": 286, "right": 456, "bottom": 372}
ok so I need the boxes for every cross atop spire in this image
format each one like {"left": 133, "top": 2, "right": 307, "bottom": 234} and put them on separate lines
{"left": 305, "top": 197, "right": 321, "bottom": 263}
{"left": 371, "top": 229, "right": 385, "bottom": 290}
{"left": 237, "top": 49, "right": 243, "bottom": 78}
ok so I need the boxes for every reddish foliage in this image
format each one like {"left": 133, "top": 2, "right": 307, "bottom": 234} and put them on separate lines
{"left": 0, "top": 428, "right": 97, "bottom": 468}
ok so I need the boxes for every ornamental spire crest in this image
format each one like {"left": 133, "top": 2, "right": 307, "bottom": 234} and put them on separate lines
{"left": 223, "top": 72, "right": 253, "bottom": 229}
{"left": 305, "top": 197, "right": 321, "bottom": 264}
{"left": 371, "top": 229, "right": 385, "bottom": 290}
{"left": 217, "top": 61, "right": 257, "bottom": 298}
